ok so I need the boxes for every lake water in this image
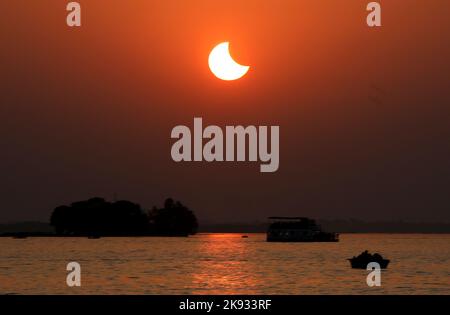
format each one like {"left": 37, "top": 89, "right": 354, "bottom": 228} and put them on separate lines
{"left": 0, "top": 233, "right": 448, "bottom": 294}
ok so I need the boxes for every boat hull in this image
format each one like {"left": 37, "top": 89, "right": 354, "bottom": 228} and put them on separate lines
{"left": 267, "top": 239, "right": 339, "bottom": 242}
{"left": 266, "top": 232, "right": 339, "bottom": 242}
{"left": 348, "top": 258, "right": 390, "bottom": 269}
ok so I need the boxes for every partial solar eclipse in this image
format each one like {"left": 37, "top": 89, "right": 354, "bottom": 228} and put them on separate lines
{"left": 208, "top": 42, "right": 250, "bottom": 81}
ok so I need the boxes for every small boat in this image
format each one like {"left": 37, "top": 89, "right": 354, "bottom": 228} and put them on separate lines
{"left": 241, "top": 235, "right": 249, "bottom": 238}
{"left": 348, "top": 250, "right": 390, "bottom": 269}
{"left": 266, "top": 217, "right": 338, "bottom": 242}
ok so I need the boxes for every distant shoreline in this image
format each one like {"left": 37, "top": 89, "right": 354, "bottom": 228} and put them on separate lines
{"left": 0, "top": 233, "right": 191, "bottom": 238}
{"left": 1, "top": 232, "right": 450, "bottom": 239}
{"left": 1, "top": 220, "right": 450, "bottom": 236}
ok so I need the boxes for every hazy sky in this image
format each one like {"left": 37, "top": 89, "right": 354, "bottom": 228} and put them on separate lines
{"left": 1, "top": 1, "right": 449, "bottom": 223}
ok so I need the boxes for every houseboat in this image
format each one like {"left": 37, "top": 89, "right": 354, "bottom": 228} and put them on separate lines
{"left": 266, "top": 217, "right": 339, "bottom": 242}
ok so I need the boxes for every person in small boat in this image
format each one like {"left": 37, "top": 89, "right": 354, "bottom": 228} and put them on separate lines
{"left": 349, "top": 250, "right": 389, "bottom": 269}
{"left": 372, "top": 253, "right": 383, "bottom": 261}
{"left": 354, "top": 251, "right": 384, "bottom": 261}
{"left": 356, "top": 250, "right": 371, "bottom": 260}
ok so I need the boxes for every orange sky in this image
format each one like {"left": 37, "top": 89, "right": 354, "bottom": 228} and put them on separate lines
{"left": 0, "top": 1, "right": 449, "bottom": 223}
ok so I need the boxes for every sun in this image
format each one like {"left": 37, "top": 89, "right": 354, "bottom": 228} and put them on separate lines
{"left": 208, "top": 42, "right": 250, "bottom": 81}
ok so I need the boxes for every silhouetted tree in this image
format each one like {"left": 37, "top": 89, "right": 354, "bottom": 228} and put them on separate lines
{"left": 149, "top": 198, "right": 198, "bottom": 236}
{"left": 50, "top": 197, "right": 149, "bottom": 236}
{"left": 50, "top": 205, "right": 71, "bottom": 234}
{"left": 50, "top": 197, "right": 198, "bottom": 236}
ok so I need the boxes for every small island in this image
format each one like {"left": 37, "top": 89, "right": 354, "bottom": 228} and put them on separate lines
{"left": 3, "top": 197, "right": 198, "bottom": 238}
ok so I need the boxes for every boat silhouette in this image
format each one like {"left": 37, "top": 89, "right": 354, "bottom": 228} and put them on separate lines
{"left": 266, "top": 217, "right": 338, "bottom": 242}
{"left": 348, "top": 250, "right": 390, "bottom": 269}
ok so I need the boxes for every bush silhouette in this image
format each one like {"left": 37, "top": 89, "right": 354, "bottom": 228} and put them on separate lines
{"left": 50, "top": 197, "right": 198, "bottom": 236}
{"left": 149, "top": 198, "right": 198, "bottom": 236}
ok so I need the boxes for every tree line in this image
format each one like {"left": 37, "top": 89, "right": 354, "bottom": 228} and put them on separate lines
{"left": 50, "top": 197, "right": 198, "bottom": 237}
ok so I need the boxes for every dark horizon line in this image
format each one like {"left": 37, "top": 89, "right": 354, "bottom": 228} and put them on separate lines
{"left": 2, "top": 218, "right": 450, "bottom": 225}
{"left": 1, "top": 220, "right": 450, "bottom": 234}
